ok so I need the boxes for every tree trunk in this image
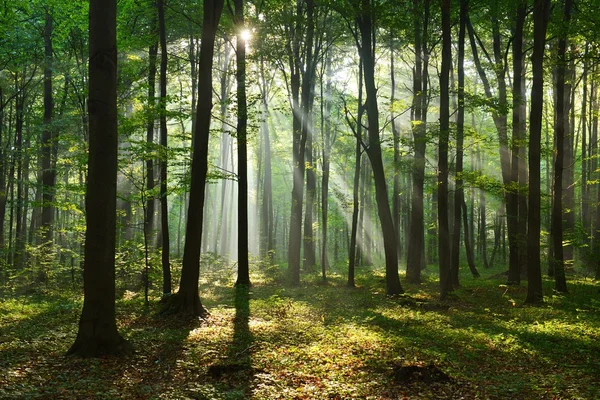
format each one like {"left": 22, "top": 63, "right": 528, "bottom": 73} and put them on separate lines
{"left": 259, "top": 57, "right": 274, "bottom": 263}
{"left": 234, "top": 0, "right": 250, "bottom": 286}
{"left": 551, "top": 0, "right": 573, "bottom": 294}
{"left": 348, "top": 61, "right": 364, "bottom": 288}
{"left": 157, "top": 0, "right": 171, "bottom": 295}
{"left": 68, "top": 0, "right": 132, "bottom": 357}
{"left": 439, "top": 0, "right": 452, "bottom": 299}
{"left": 357, "top": 0, "right": 402, "bottom": 295}
{"left": 462, "top": 200, "right": 479, "bottom": 277}
{"left": 170, "top": 0, "right": 224, "bottom": 316}
{"left": 467, "top": 11, "right": 518, "bottom": 282}
{"left": 40, "top": 8, "right": 56, "bottom": 248}
{"left": 526, "top": 0, "right": 550, "bottom": 304}
{"left": 321, "top": 52, "right": 333, "bottom": 279}
{"left": 511, "top": 0, "right": 528, "bottom": 282}
{"left": 390, "top": 35, "right": 401, "bottom": 266}
{"left": 145, "top": 16, "right": 158, "bottom": 248}
{"left": 406, "top": 0, "right": 429, "bottom": 284}
{"left": 450, "top": 0, "right": 467, "bottom": 288}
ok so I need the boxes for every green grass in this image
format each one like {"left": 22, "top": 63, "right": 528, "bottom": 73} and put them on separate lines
{"left": 0, "top": 261, "right": 598, "bottom": 399}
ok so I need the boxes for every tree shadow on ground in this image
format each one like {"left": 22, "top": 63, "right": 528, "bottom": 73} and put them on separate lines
{"left": 206, "top": 285, "right": 255, "bottom": 398}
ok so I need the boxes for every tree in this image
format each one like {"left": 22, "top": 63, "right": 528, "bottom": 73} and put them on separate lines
{"left": 68, "top": 0, "right": 132, "bottom": 357}
{"left": 511, "top": 0, "right": 528, "bottom": 280}
{"left": 438, "top": 0, "right": 452, "bottom": 299}
{"left": 356, "top": 0, "right": 403, "bottom": 295}
{"left": 233, "top": 0, "right": 250, "bottom": 286}
{"left": 40, "top": 6, "right": 56, "bottom": 248}
{"left": 406, "top": 0, "right": 430, "bottom": 284}
{"left": 168, "top": 0, "right": 224, "bottom": 316}
{"left": 551, "top": 0, "right": 573, "bottom": 294}
{"left": 526, "top": 0, "right": 550, "bottom": 305}
{"left": 157, "top": 0, "right": 172, "bottom": 296}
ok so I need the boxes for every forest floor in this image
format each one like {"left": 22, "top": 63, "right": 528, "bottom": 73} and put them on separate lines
{"left": 0, "top": 260, "right": 599, "bottom": 399}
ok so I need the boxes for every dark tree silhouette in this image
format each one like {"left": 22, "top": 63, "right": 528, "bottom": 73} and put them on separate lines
{"left": 68, "top": 0, "right": 132, "bottom": 357}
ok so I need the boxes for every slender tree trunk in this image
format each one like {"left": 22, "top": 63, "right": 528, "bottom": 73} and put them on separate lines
{"left": 581, "top": 45, "right": 588, "bottom": 231}
{"left": 551, "top": 0, "right": 573, "bottom": 294}
{"left": 40, "top": 7, "right": 55, "bottom": 249}
{"left": 462, "top": 199, "right": 479, "bottom": 276}
{"left": 390, "top": 35, "right": 401, "bottom": 266}
{"left": 157, "top": 0, "right": 171, "bottom": 295}
{"left": 321, "top": 52, "right": 333, "bottom": 279}
{"left": 171, "top": 0, "right": 224, "bottom": 316}
{"left": 348, "top": 62, "right": 364, "bottom": 288}
{"left": 406, "top": 0, "right": 429, "bottom": 284}
{"left": 450, "top": 0, "right": 467, "bottom": 288}
{"left": 68, "top": 0, "right": 132, "bottom": 357}
{"left": 259, "top": 57, "right": 274, "bottom": 263}
{"left": 0, "top": 87, "right": 5, "bottom": 252}
{"left": 511, "top": 0, "right": 528, "bottom": 282}
{"left": 234, "top": 0, "right": 250, "bottom": 286}
{"left": 526, "top": 0, "right": 550, "bottom": 304}
{"left": 358, "top": 0, "right": 403, "bottom": 295}
{"left": 439, "top": 0, "right": 452, "bottom": 299}
{"left": 467, "top": 11, "right": 518, "bottom": 281}
{"left": 145, "top": 16, "right": 158, "bottom": 247}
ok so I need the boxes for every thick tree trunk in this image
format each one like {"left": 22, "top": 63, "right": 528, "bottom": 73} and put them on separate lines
{"left": 526, "top": 0, "right": 550, "bottom": 304}
{"left": 68, "top": 0, "right": 132, "bottom": 357}
{"left": 234, "top": 0, "right": 250, "bottom": 286}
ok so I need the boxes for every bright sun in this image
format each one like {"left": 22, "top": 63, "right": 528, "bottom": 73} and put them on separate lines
{"left": 240, "top": 29, "right": 252, "bottom": 42}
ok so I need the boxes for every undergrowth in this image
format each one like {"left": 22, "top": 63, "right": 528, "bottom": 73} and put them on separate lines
{"left": 0, "top": 261, "right": 598, "bottom": 399}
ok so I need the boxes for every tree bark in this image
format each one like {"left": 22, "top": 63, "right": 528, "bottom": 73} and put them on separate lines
{"left": 511, "top": 0, "right": 528, "bottom": 282}
{"left": 145, "top": 13, "right": 158, "bottom": 248}
{"left": 169, "top": 0, "right": 224, "bottom": 316}
{"left": 157, "top": 0, "right": 171, "bottom": 295}
{"left": 406, "top": 0, "right": 429, "bottom": 284}
{"left": 439, "top": 0, "right": 452, "bottom": 299}
{"left": 68, "top": 0, "right": 132, "bottom": 357}
{"left": 450, "top": 0, "right": 467, "bottom": 288}
{"left": 551, "top": 0, "right": 573, "bottom": 294}
{"left": 234, "top": 0, "right": 250, "bottom": 286}
{"left": 357, "top": 0, "right": 403, "bottom": 295}
{"left": 40, "top": 7, "right": 56, "bottom": 247}
{"left": 526, "top": 0, "right": 550, "bottom": 304}
{"left": 321, "top": 51, "right": 333, "bottom": 279}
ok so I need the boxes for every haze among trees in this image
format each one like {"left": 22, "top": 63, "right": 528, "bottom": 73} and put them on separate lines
{"left": 0, "top": 0, "right": 599, "bottom": 398}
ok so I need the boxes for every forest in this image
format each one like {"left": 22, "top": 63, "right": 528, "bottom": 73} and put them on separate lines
{"left": 0, "top": 0, "right": 599, "bottom": 398}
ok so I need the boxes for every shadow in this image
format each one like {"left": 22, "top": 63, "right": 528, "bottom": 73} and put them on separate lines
{"left": 207, "top": 285, "right": 255, "bottom": 398}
